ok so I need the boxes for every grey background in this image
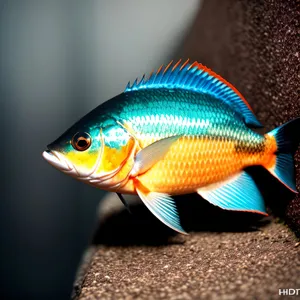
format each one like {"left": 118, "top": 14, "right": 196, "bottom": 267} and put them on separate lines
{"left": 0, "top": 1, "right": 200, "bottom": 299}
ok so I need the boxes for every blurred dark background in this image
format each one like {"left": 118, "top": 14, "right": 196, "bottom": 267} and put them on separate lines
{"left": 2, "top": 0, "right": 300, "bottom": 299}
{"left": 0, "top": 1, "right": 201, "bottom": 299}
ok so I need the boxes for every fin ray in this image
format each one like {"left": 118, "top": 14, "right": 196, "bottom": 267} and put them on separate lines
{"left": 125, "top": 60, "right": 262, "bottom": 128}
{"left": 197, "top": 171, "right": 267, "bottom": 215}
{"left": 266, "top": 118, "right": 300, "bottom": 193}
{"left": 135, "top": 181, "right": 187, "bottom": 234}
{"left": 268, "top": 153, "right": 296, "bottom": 193}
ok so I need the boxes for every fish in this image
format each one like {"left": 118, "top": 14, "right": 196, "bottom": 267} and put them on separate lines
{"left": 43, "top": 59, "right": 300, "bottom": 234}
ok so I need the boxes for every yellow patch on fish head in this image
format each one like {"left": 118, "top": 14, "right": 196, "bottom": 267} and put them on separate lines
{"left": 44, "top": 127, "right": 103, "bottom": 178}
{"left": 62, "top": 128, "right": 103, "bottom": 177}
{"left": 95, "top": 137, "right": 135, "bottom": 175}
{"left": 64, "top": 149, "right": 100, "bottom": 174}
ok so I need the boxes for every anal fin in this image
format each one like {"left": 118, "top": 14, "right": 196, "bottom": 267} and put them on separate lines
{"left": 197, "top": 171, "right": 267, "bottom": 215}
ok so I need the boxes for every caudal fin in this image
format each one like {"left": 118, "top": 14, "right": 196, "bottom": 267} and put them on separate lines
{"left": 266, "top": 117, "right": 300, "bottom": 193}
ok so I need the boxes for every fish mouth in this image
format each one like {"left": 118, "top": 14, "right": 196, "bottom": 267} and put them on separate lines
{"left": 42, "top": 149, "right": 71, "bottom": 172}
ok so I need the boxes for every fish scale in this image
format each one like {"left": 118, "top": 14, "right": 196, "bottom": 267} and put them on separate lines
{"left": 134, "top": 135, "right": 262, "bottom": 194}
{"left": 116, "top": 89, "right": 245, "bottom": 143}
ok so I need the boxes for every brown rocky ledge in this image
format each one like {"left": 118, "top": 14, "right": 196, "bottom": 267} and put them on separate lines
{"left": 72, "top": 194, "right": 300, "bottom": 300}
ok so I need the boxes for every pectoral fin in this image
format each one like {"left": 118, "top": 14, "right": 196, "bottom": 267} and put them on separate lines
{"left": 131, "top": 135, "right": 181, "bottom": 176}
{"left": 135, "top": 180, "right": 187, "bottom": 234}
{"left": 197, "top": 171, "right": 267, "bottom": 215}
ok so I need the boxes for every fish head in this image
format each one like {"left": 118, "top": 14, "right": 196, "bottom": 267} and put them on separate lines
{"left": 43, "top": 122, "right": 103, "bottom": 179}
{"left": 43, "top": 116, "right": 136, "bottom": 188}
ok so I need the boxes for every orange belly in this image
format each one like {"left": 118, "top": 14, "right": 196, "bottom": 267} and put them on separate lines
{"left": 118, "top": 136, "right": 269, "bottom": 195}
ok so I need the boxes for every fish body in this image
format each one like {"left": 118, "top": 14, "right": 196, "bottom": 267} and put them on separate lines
{"left": 43, "top": 60, "right": 299, "bottom": 234}
{"left": 94, "top": 89, "right": 275, "bottom": 195}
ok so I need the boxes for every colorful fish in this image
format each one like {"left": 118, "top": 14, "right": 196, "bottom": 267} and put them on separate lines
{"left": 43, "top": 59, "right": 300, "bottom": 234}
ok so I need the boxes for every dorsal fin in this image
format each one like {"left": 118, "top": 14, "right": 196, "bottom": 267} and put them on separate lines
{"left": 125, "top": 59, "right": 262, "bottom": 128}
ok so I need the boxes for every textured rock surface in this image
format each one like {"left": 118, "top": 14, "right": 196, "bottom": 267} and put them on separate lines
{"left": 73, "top": 1, "right": 300, "bottom": 299}
{"left": 74, "top": 210, "right": 300, "bottom": 300}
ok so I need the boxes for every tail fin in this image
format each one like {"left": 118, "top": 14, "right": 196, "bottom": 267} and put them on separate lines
{"left": 266, "top": 117, "right": 300, "bottom": 193}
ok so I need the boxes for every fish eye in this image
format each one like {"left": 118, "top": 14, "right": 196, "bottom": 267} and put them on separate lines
{"left": 71, "top": 132, "right": 92, "bottom": 151}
